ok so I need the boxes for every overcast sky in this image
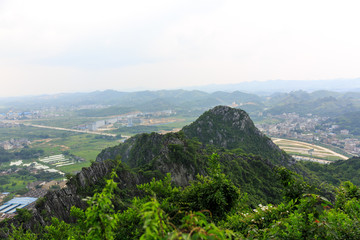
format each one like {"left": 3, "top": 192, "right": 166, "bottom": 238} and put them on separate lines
{"left": 1, "top": 0, "right": 360, "bottom": 97}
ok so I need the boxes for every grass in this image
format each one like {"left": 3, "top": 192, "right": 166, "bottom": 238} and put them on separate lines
{"left": 1, "top": 115, "right": 196, "bottom": 174}
{"left": 57, "top": 161, "right": 91, "bottom": 173}
{"left": 0, "top": 125, "right": 120, "bottom": 173}
{"left": 27, "top": 115, "right": 105, "bottom": 129}
{"left": 0, "top": 112, "right": 198, "bottom": 191}
{"left": 317, "top": 142, "right": 350, "bottom": 157}
{"left": 274, "top": 138, "right": 349, "bottom": 161}
{"left": 272, "top": 136, "right": 353, "bottom": 158}
{"left": 29, "top": 134, "right": 120, "bottom": 173}
{"left": 314, "top": 142, "right": 353, "bottom": 158}
{"left": 287, "top": 152, "right": 341, "bottom": 161}
{"left": 0, "top": 175, "right": 36, "bottom": 193}
{"left": 0, "top": 125, "right": 79, "bottom": 141}
{"left": 51, "top": 134, "right": 121, "bottom": 160}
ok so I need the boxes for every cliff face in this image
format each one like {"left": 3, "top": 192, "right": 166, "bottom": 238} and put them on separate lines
{"left": 96, "top": 132, "right": 201, "bottom": 186}
{"left": 21, "top": 131, "right": 203, "bottom": 228}
{"left": 34, "top": 160, "right": 116, "bottom": 223}
{"left": 183, "top": 106, "right": 293, "bottom": 165}
{"left": 2, "top": 106, "right": 294, "bottom": 234}
{"left": 0, "top": 160, "right": 117, "bottom": 237}
{"left": 34, "top": 106, "right": 292, "bottom": 222}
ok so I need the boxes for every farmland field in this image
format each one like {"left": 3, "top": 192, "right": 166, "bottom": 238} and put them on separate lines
{"left": 272, "top": 138, "right": 349, "bottom": 162}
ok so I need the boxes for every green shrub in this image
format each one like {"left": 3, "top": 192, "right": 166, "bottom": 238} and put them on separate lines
{"left": 181, "top": 154, "right": 240, "bottom": 220}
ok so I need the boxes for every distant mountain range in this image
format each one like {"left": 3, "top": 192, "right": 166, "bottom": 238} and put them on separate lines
{"left": 0, "top": 89, "right": 263, "bottom": 114}
{"left": 2, "top": 88, "right": 360, "bottom": 120}
{"left": 184, "top": 78, "right": 360, "bottom": 94}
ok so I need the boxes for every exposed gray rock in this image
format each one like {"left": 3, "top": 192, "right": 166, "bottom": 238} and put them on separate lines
{"left": 1, "top": 105, "right": 295, "bottom": 236}
{"left": 183, "top": 106, "right": 294, "bottom": 166}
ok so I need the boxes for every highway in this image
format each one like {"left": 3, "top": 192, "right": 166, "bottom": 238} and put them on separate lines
{"left": 21, "top": 123, "right": 118, "bottom": 137}
{"left": 2, "top": 120, "right": 132, "bottom": 139}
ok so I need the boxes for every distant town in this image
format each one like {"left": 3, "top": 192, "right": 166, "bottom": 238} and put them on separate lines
{"left": 2, "top": 106, "right": 359, "bottom": 157}
{"left": 257, "top": 112, "right": 360, "bottom": 156}
{"left": 0, "top": 107, "right": 176, "bottom": 130}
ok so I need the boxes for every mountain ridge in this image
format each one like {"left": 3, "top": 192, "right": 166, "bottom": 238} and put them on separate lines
{"left": 0, "top": 106, "right": 290, "bottom": 230}
{"left": 183, "top": 106, "right": 293, "bottom": 165}
{"left": 0, "top": 105, "right": 344, "bottom": 237}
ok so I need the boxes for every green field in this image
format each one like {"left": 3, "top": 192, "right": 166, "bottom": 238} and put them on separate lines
{"left": 0, "top": 174, "right": 35, "bottom": 193}
{"left": 30, "top": 134, "right": 122, "bottom": 173}
{"left": 285, "top": 151, "right": 342, "bottom": 161}
{"left": 0, "top": 125, "right": 120, "bottom": 173}
{"left": 272, "top": 138, "right": 349, "bottom": 161}
{"left": 0, "top": 125, "right": 79, "bottom": 141}
{"left": 0, "top": 115, "right": 197, "bottom": 194}
{"left": 27, "top": 116, "right": 104, "bottom": 129}
{"left": 0, "top": 114, "right": 197, "bottom": 175}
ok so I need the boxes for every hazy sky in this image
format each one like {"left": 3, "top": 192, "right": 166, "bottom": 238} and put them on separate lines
{"left": 1, "top": 0, "right": 360, "bottom": 97}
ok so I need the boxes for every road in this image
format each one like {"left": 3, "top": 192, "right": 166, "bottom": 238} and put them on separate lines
{"left": 22, "top": 123, "right": 118, "bottom": 137}
{"left": 2, "top": 120, "right": 132, "bottom": 140}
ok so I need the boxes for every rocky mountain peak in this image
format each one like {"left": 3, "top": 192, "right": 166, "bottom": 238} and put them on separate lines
{"left": 207, "top": 105, "right": 256, "bottom": 131}
{"left": 183, "top": 105, "right": 292, "bottom": 165}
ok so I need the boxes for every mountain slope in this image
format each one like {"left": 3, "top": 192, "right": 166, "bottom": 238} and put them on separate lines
{"left": 1, "top": 106, "right": 323, "bottom": 235}
{"left": 97, "top": 131, "right": 201, "bottom": 186}
{"left": 182, "top": 106, "right": 293, "bottom": 165}
{"left": 265, "top": 90, "right": 360, "bottom": 117}
{"left": 300, "top": 157, "right": 360, "bottom": 186}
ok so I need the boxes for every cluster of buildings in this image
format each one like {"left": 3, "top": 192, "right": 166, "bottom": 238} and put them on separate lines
{"left": 0, "top": 154, "right": 70, "bottom": 221}
{"left": 0, "top": 105, "right": 71, "bottom": 122}
{"left": 0, "top": 111, "right": 41, "bottom": 120}
{"left": 258, "top": 113, "right": 360, "bottom": 156}
{"left": 0, "top": 197, "right": 38, "bottom": 220}
{"left": 321, "top": 135, "right": 360, "bottom": 155}
{"left": 0, "top": 179, "right": 67, "bottom": 221}
{"left": 76, "top": 110, "right": 175, "bottom": 131}
{"left": 0, "top": 138, "right": 30, "bottom": 150}
{"left": 258, "top": 113, "right": 326, "bottom": 140}
{"left": 2, "top": 155, "right": 67, "bottom": 181}
{"left": 0, "top": 121, "right": 20, "bottom": 128}
{"left": 7, "top": 158, "right": 66, "bottom": 176}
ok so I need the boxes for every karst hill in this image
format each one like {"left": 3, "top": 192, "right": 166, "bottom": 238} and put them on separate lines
{"left": 1, "top": 106, "right": 298, "bottom": 232}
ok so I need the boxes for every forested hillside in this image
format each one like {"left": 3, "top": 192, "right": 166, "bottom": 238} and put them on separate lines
{"left": 328, "top": 111, "right": 360, "bottom": 135}
{"left": 0, "top": 90, "right": 262, "bottom": 115}
{"left": 1, "top": 106, "right": 360, "bottom": 239}
{"left": 301, "top": 157, "right": 360, "bottom": 186}
{"left": 265, "top": 90, "right": 360, "bottom": 117}
{"left": 182, "top": 106, "right": 292, "bottom": 165}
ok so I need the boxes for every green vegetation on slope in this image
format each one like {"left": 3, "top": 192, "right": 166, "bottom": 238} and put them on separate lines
{"left": 3, "top": 105, "right": 360, "bottom": 239}
{"left": 265, "top": 90, "right": 360, "bottom": 117}
{"left": 5, "top": 155, "right": 360, "bottom": 240}
{"left": 329, "top": 111, "right": 360, "bottom": 135}
{"left": 183, "top": 106, "right": 291, "bottom": 165}
{"left": 0, "top": 147, "right": 44, "bottom": 163}
{"left": 96, "top": 129, "right": 288, "bottom": 205}
{"left": 300, "top": 157, "right": 360, "bottom": 186}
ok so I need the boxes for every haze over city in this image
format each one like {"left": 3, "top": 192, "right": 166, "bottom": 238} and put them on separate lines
{"left": 1, "top": 0, "right": 360, "bottom": 97}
